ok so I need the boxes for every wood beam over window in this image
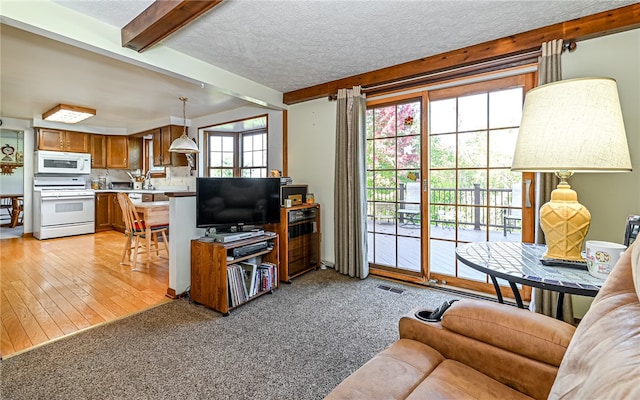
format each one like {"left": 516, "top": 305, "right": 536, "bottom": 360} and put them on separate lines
{"left": 283, "top": 3, "right": 640, "bottom": 104}
{"left": 122, "top": 0, "right": 223, "bottom": 52}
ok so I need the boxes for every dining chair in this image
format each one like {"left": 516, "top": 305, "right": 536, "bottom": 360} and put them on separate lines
{"left": 0, "top": 197, "right": 12, "bottom": 226}
{"left": 116, "top": 192, "right": 169, "bottom": 271}
{"left": 10, "top": 197, "right": 24, "bottom": 228}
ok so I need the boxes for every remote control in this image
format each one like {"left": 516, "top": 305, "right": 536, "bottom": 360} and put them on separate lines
{"left": 540, "top": 258, "right": 587, "bottom": 270}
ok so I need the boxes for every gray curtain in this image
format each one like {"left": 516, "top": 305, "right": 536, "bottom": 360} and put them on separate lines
{"left": 530, "top": 39, "right": 574, "bottom": 323}
{"left": 334, "top": 86, "right": 369, "bottom": 278}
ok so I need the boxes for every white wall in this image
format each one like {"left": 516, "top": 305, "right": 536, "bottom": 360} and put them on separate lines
{"left": 562, "top": 28, "right": 640, "bottom": 318}
{"left": 288, "top": 98, "right": 337, "bottom": 263}
{"left": 564, "top": 29, "right": 640, "bottom": 243}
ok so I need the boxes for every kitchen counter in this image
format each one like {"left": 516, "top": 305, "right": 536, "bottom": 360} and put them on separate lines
{"left": 94, "top": 189, "right": 173, "bottom": 194}
{"left": 94, "top": 184, "right": 190, "bottom": 195}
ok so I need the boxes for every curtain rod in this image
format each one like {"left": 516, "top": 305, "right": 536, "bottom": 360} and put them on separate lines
{"left": 328, "top": 41, "right": 576, "bottom": 101}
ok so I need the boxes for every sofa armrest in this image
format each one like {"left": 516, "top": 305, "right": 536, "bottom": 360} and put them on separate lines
{"left": 400, "top": 300, "right": 576, "bottom": 400}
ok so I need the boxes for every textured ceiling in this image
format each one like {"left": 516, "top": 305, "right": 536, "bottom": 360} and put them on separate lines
{"left": 2, "top": 0, "right": 637, "bottom": 132}
{"left": 52, "top": 0, "right": 639, "bottom": 93}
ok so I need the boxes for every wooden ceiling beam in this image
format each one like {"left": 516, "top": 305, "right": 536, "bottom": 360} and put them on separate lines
{"left": 122, "top": 0, "right": 223, "bottom": 52}
{"left": 283, "top": 3, "right": 640, "bottom": 105}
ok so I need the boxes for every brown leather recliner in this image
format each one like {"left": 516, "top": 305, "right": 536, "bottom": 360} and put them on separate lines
{"left": 325, "top": 242, "right": 640, "bottom": 399}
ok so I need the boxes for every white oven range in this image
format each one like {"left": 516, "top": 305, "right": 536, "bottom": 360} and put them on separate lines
{"left": 33, "top": 176, "right": 95, "bottom": 240}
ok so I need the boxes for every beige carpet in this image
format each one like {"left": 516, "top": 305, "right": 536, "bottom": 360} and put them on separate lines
{"left": 1, "top": 268, "right": 471, "bottom": 399}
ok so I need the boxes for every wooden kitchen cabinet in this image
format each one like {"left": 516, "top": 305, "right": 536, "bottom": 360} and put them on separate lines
{"left": 106, "top": 136, "right": 129, "bottom": 169}
{"left": 90, "top": 134, "right": 107, "bottom": 168}
{"left": 89, "top": 135, "right": 141, "bottom": 170}
{"left": 141, "top": 193, "right": 169, "bottom": 202}
{"left": 95, "top": 193, "right": 125, "bottom": 232}
{"left": 128, "top": 136, "right": 142, "bottom": 170}
{"left": 153, "top": 125, "right": 188, "bottom": 167}
{"left": 94, "top": 193, "right": 112, "bottom": 232}
{"left": 110, "top": 193, "right": 126, "bottom": 232}
{"left": 37, "top": 128, "right": 89, "bottom": 152}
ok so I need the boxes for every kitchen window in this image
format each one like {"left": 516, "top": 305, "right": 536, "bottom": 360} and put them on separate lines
{"left": 203, "top": 115, "right": 269, "bottom": 178}
{"left": 143, "top": 138, "right": 165, "bottom": 176}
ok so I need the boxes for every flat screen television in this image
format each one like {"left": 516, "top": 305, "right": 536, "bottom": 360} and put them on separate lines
{"left": 196, "top": 177, "right": 281, "bottom": 232}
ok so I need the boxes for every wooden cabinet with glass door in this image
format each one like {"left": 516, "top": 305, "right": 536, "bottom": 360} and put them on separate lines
{"left": 267, "top": 204, "right": 321, "bottom": 282}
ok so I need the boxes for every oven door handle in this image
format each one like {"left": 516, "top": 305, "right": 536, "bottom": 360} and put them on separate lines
{"left": 41, "top": 196, "right": 95, "bottom": 201}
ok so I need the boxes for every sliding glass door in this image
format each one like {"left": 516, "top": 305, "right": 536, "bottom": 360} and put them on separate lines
{"left": 427, "top": 75, "right": 535, "bottom": 295}
{"left": 366, "top": 73, "right": 536, "bottom": 297}
{"left": 366, "top": 97, "right": 424, "bottom": 279}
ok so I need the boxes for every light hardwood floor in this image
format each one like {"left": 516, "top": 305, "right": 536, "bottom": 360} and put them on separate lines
{"left": 0, "top": 231, "right": 170, "bottom": 358}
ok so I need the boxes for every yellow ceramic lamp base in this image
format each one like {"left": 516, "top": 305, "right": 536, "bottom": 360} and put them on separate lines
{"left": 540, "top": 183, "right": 591, "bottom": 261}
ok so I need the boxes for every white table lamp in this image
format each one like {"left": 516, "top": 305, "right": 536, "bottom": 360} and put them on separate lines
{"left": 512, "top": 77, "right": 632, "bottom": 261}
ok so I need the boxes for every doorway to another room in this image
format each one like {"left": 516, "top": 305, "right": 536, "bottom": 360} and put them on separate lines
{"left": 0, "top": 129, "right": 25, "bottom": 239}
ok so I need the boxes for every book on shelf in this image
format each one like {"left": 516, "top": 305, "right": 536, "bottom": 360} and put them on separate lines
{"left": 257, "top": 262, "right": 277, "bottom": 292}
{"left": 240, "top": 262, "right": 258, "bottom": 297}
{"left": 237, "top": 265, "right": 249, "bottom": 302}
{"left": 227, "top": 262, "right": 277, "bottom": 307}
{"left": 227, "top": 264, "right": 250, "bottom": 306}
{"left": 227, "top": 265, "right": 237, "bottom": 307}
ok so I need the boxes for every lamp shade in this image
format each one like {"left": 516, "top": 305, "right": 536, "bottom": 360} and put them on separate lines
{"left": 169, "top": 96, "right": 199, "bottom": 154}
{"left": 512, "top": 77, "right": 631, "bottom": 173}
{"left": 169, "top": 133, "right": 199, "bottom": 153}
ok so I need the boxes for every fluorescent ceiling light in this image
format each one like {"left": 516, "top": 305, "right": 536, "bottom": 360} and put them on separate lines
{"left": 42, "top": 104, "right": 96, "bottom": 124}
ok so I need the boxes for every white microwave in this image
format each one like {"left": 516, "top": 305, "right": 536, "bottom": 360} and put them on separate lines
{"left": 34, "top": 150, "right": 91, "bottom": 174}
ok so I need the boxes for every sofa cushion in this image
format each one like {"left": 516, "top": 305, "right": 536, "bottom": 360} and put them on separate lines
{"left": 400, "top": 310, "right": 563, "bottom": 400}
{"left": 406, "top": 359, "right": 533, "bottom": 400}
{"left": 548, "top": 242, "right": 640, "bottom": 399}
{"left": 324, "top": 338, "right": 444, "bottom": 400}
{"left": 441, "top": 300, "right": 574, "bottom": 366}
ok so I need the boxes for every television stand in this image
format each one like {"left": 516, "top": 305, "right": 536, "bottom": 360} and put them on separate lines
{"left": 190, "top": 234, "right": 280, "bottom": 315}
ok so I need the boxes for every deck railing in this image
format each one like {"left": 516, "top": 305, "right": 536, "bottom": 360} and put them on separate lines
{"left": 367, "top": 184, "right": 516, "bottom": 230}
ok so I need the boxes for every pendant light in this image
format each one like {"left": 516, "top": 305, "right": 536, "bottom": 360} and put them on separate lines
{"left": 169, "top": 96, "right": 199, "bottom": 154}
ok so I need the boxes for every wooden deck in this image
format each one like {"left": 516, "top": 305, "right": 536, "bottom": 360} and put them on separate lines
{"left": 368, "top": 219, "right": 522, "bottom": 281}
{"left": 0, "top": 231, "right": 170, "bottom": 358}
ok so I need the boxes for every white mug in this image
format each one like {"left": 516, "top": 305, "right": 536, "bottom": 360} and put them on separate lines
{"left": 585, "top": 240, "right": 627, "bottom": 279}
